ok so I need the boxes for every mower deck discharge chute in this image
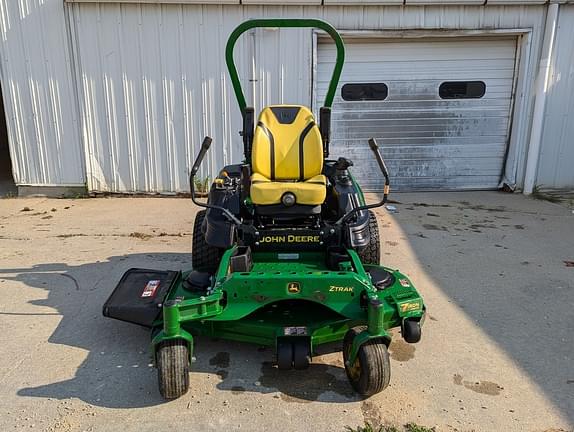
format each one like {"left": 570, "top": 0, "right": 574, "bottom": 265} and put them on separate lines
{"left": 103, "top": 18, "right": 426, "bottom": 400}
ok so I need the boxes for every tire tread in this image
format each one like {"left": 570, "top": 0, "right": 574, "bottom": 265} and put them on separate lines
{"left": 157, "top": 339, "right": 190, "bottom": 399}
{"left": 357, "top": 211, "right": 381, "bottom": 265}
{"left": 192, "top": 210, "right": 221, "bottom": 273}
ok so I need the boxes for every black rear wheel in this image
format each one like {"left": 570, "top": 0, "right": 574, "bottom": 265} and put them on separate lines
{"left": 343, "top": 326, "right": 390, "bottom": 396}
{"left": 356, "top": 211, "right": 380, "bottom": 265}
{"left": 157, "top": 339, "right": 190, "bottom": 400}
{"left": 192, "top": 210, "right": 221, "bottom": 273}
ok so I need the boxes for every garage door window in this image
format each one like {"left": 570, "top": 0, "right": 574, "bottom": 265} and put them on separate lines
{"left": 439, "top": 81, "right": 486, "bottom": 99}
{"left": 342, "top": 83, "right": 388, "bottom": 101}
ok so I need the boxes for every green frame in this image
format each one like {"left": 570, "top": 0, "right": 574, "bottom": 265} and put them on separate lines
{"left": 225, "top": 18, "right": 346, "bottom": 112}
{"left": 151, "top": 247, "right": 426, "bottom": 365}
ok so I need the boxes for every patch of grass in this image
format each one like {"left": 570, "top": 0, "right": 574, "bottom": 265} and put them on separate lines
{"left": 345, "top": 423, "right": 436, "bottom": 432}
{"left": 345, "top": 424, "right": 400, "bottom": 432}
{"left": 404, "top": 423, "right": 436, "bottom": 432}
{"left": 194, "top": 176, "right": 211, "bottom": 194}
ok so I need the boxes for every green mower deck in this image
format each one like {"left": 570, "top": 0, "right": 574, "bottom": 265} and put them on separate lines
{"left": 153, "top": 249, "right": 425, "bottom": 356}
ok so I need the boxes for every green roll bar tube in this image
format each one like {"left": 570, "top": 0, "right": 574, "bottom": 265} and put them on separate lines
{"left": 225, "top": 18, "right": 346, "bottom": 112}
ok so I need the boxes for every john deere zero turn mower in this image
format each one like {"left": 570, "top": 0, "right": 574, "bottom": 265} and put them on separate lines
{"left": 103, "top": 18, "right": 426, "bottom": 400}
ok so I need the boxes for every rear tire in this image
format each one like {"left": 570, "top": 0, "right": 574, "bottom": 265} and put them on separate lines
{"left": 356, "top": 211, "right": 380, "bottom": 265}
{"left": 343, "top": 326, "right": 390, "bottom": 396}
{"left": 157, "top": 339, "right": 190, "bottom": 400}
{"left": 192, "top": 210, "right": 221, "bottom": 274}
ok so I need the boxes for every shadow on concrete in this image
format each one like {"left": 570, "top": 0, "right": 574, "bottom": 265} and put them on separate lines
{"left": 377, "top": 191, "right": 574, "bottom": 425}
{"left": 3, "top": 253, "right": 358, "bottom": 408}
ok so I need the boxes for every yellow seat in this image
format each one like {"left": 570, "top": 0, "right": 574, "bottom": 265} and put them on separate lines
{"left": 250, "top": 173, "right": 326, "bottom": 206}
{"left": 250, "top": 105, "right": 326, "bottom": 206}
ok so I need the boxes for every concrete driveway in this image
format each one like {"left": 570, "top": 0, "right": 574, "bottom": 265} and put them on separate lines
{"left": 0, "top": 192, "right": 572, "bottom": 432}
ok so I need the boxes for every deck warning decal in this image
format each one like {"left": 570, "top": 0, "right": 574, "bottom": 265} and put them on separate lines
{"left": 141, "top": 280, "right": 160, "bottom": 298}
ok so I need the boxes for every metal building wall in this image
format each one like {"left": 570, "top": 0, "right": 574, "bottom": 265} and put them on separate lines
{"left": 536, "top": 4, "right": 574, "bottom": 190}
{"left": 68, "top": 3, "right": 313, "bottom": 192}
{"left": 0, "top": 2, "right": 553, "bottom": 193}
{"left": 69, "top": 3, "right": 548, "bottom": 193}
{"left": 0, "top": 0, "right": 84, "bottom": 187}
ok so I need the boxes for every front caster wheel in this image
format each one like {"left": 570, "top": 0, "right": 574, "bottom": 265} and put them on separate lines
{"left": 343, "top": 326, "right": 391, "bottom": 396}
{"left": 402, "top": 319, "right": 422, "bottom": 343}
{"left": 157, "top": 339, "right": 190, "bottom": 399}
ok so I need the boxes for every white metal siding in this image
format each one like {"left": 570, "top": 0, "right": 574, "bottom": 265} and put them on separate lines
{"left": 69, "top": 3, "right": 311, "bottom": 192}
{"left": 0, "top": 0, "right": 84, "bottom": 186}
{"left": 537, "top": 5, "right": 574, "bottom": 190}
{"left": 0, "top": 3, "right": 555, "bottom": 192}
{"left": 67, "top": 4, "right": 545, "bottom": 193}
{"left": 317, "top": 37, "right": 518, "bottom": 190}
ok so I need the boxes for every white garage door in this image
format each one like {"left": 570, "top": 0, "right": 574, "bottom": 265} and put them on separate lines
{"left": 316, "top": 37, "right": 518, "bottom": 191}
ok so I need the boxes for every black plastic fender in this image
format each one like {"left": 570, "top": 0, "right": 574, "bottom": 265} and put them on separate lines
{"left": 203, "top": 164, "right": 242, "bottom": 249}
{"left": 329, "top": 169, "right": 371, "bottom": 248}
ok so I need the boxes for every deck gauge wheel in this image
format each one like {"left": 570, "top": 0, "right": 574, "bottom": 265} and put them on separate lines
{"left": 402, "top": 318, "right": 422, "bottom": 343}
{"left": 276, "top": 339, "right": 311, "bottom": 370}
{"left": 277, "top": 340, "right": 294, "bottom": 370}
{"left": 293, "top": 340, "right": 311, "bottom": 370}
